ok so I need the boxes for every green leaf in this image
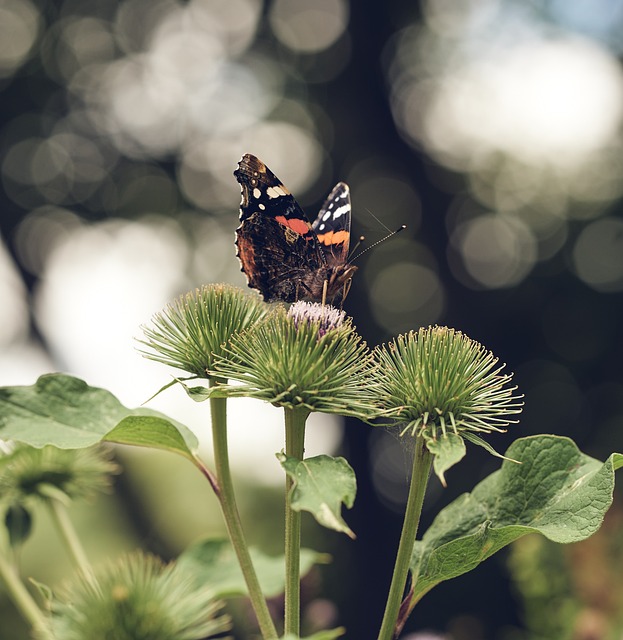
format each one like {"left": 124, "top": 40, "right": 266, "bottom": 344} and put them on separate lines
{"left": 176, "top": 379, "right": 213, "bottom": 403}
{"left": 462, "top": 430, "right": 519, "bottom": 463}
{"left": 277, "top": 453, "right": 356, "bottom": 539}
{"left": 176, "top": 538, "right": 327, "bottom": 598}
{"left": 408, "top": 435, "right": 623, "bottom": 612}
{"left": 0, "top": 374, "right": 198, "bottom": 461}
{"left": 424, "top": 432, "right": 466, "bottom": 486}
{"left": 165, "top": 377, "right": 233, "bottom": 402}
{"left": 279, "top": 629, "right": 346, "bottom": 640}
{"left": 103, "top": 415, "right": 199, "bottom": 462}
{"left": 5, "top": 504, "right": 32, "bottom": 547}
{"left": 142, "top": 376, "right": 198, "bottom": 404}
{"left": 0, "top": 374, "right": 130, "bottom": 448}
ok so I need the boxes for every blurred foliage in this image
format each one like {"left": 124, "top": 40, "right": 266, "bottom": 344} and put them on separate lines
{"left": 506, "top": 503, "right": 623, "bottom": 640}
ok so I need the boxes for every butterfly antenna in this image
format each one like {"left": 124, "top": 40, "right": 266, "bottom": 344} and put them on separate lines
{"left": 365, "top": 208, "right": 393, "bottom": 233}
{"left": 350, "top": 225, "right": 406, "bottom": 263}
{"left": 348, "top": 235, "right": 365, "bottom": 259}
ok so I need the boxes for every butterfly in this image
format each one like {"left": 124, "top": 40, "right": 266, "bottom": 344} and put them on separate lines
{"left": 234, "top": 153, "right": 357, "bottom": 305}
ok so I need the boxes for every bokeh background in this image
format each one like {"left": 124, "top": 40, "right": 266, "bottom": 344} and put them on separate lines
{"left": 2, "top": 0, "right": 623, "bottom": 638}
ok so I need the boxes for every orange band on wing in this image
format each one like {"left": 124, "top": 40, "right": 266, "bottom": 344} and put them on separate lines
{"left": 317, "top": 230, "right": 349, "bottom": 246}
{"left": 275, "top": 215, "right": 311, "bottom": 236}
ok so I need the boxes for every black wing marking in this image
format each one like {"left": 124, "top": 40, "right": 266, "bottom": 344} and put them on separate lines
{"left": 234, "top": 154, "right": 314, "bottom": 238}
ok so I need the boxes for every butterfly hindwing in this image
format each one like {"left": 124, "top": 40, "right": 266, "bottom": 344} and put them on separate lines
{"left": 312, "top": 182, "right": 351, "bottom": 264}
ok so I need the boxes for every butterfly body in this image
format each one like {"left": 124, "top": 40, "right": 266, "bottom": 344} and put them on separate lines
{"left": 234, "top": 154, "right": 356, "bottom": 304}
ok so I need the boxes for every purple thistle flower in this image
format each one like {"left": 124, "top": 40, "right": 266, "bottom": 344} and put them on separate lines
{"left": 287, "top": 301, "right": 346, "bottom": 337}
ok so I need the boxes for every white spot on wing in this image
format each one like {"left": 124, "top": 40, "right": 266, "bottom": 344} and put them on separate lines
{"left": 266, "top": 185, "right": 288, "bottom": 199}
{"left": 253, "top": 188, "right": 262, "bottom": 199}
{"left": 332, "top": 204, "right": 350, "bottom": 218}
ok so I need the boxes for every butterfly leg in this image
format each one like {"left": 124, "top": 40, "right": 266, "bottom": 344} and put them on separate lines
{"left": 339, "top": 278, "right": 352, "bottom": 309}
{"left": 321, "top": 279, "right": 328, "bottom": 307}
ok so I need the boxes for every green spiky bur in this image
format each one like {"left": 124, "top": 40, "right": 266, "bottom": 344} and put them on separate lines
{"left": 45, "top": 552, "right": 231, "bottom": 640}
{"left": 0, "top": 444, "right": 118, "bottom": 505}
{"left": 209, "top": 302, "right": 378, "bottom": 418}
{"left": 373, "top": 326, "right": 523, "bottom": 482}
{"left": 139, "top": 284, "right": 267, "bottom": 378}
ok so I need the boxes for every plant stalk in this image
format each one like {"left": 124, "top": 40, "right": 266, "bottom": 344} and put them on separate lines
{"left": 0, "top": 550, "right": 47, "bottom": 635}
{"left": 378, "top": 435, "right": 433, "bottom": 640}
{"left": 209, "top": 378, "right": 278, "bottom": 640}
{"left": 283, "top": 405, "right": 309, "bottom": 637}
{"left": 44, "top": 488, "right": 96, "bottom": 587}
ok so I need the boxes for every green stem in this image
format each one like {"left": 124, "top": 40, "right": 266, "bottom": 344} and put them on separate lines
{"left": 209, "top": 379, "right": 278, "bottom": 640}
{"left": 378, "top": 435, "right": 433, "bottom": 640}
{"left": 283, "top": 406, "right": 309, "bottom": 637}
{"left": 43, "top": 487, "right": 96, "bottom": 586}
{"left": 0, "top": 550, "right": 47, "bottom": 635}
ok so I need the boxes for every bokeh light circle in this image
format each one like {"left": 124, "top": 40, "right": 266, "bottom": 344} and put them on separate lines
{"left": 178, "top": 122, "right": 323, "bottom": 210}
{"left": 269, "top": 0, "right": 349, "bottom": 53}
{"left": 387, "top": 2, "right": 623, "bottom": 229}
{"left": 450, "top": 214, "right": 537, "bottom": 288}
{"left": 369, "top": 262, "right": 445, "bottom": 332}
{"left": 573, "top": 217, "right": 623, "bottom": 291}
{"left": 0, "top": 0, "right": 41, "bottom": 77}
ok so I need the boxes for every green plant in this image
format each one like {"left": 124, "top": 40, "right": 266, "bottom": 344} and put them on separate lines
{"left": 0, "top": 284, "right": 621, "bottom": 639}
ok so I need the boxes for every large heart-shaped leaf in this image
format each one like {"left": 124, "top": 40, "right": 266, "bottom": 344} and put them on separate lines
{"left": 408, "top": 435, "right": 623, "bottom": 612}
{"left": 0, "top": 374, "right": 198, "bottom": 460}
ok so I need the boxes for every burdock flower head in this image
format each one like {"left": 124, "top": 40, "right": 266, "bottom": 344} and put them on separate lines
{"left": 0, "top": 444, "right": 118, "bottom": 505}
{"left": 0, "top": 444, "right": 119, "bottom": 547}
{"left": 210, "top": 301, "right": 376, "bottom": 417}
{"left": 374, "top": 326, "right": 523, "bottom": 483}
{"left": 43, "top": 552, "right": 231, "bottom": 640}
{"left": 139, "top": 284, "right": 267, "bottom": 379}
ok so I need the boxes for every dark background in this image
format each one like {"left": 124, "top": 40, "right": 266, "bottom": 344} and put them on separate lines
{"left": 2, "top": 0, "right": 623, "bottom": 638}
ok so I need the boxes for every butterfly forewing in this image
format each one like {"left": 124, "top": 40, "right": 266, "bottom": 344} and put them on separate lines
{"left": 235, "top": 154, "right": 313, "bottom": 237}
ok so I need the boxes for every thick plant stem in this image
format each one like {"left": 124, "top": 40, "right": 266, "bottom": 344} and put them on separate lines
{"left": 0, "top": 551, "right": 47, "bottom": 635}
{"left": 44, "top": 487, "right": 96, "bottom": 587}
{"left": 378, "top": 436, "right": 433, "bottom": 640}
{"left": 209, "top": 379, "right": 278, "bottom": 640}
{"left": 283, "top": 406, "right": 309, "bottom": 637}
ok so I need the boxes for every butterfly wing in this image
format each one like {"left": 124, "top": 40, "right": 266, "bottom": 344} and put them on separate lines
{"left": 311, "top": 182, "right": 351, "bottom": 265}
{"left": 234, "top": 154, "right": 324, "bottom": 302}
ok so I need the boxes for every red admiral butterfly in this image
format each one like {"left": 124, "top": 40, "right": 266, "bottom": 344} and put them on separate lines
{"left": 234, "top": 154, "right": 357, "bottom": 304}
